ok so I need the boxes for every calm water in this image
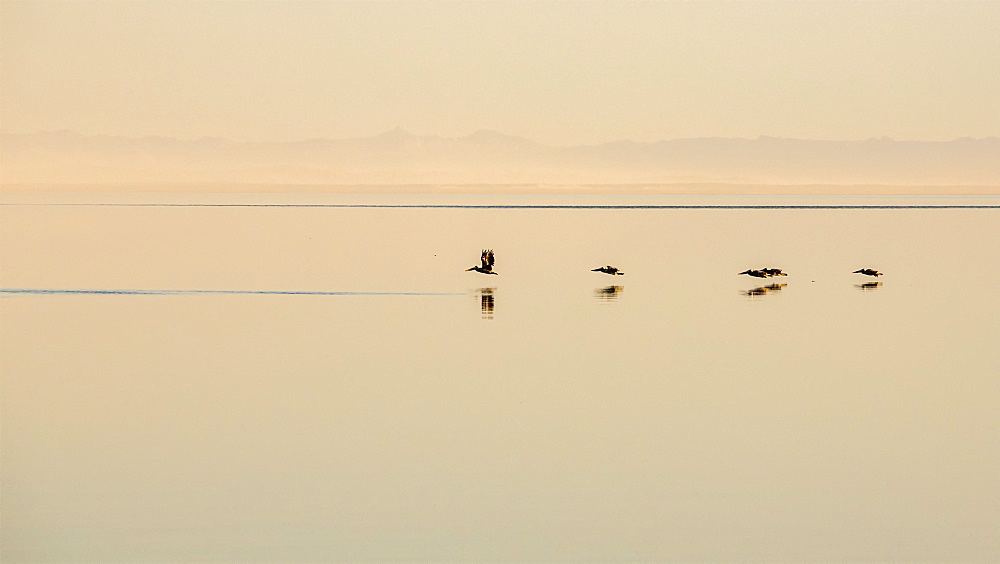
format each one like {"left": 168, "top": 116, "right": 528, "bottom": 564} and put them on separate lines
{"left": 2, "top": 193, "right": 998, "bottom": 561}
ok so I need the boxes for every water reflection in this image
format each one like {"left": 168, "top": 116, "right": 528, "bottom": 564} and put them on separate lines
{"left": 856, "top": 281, "right": 883, "bottom": 291}
{"left": 742, "top": 283, "right": 787, "bottom": 297}
{"left": 594, "top": 285, "right": 624, "bottom": 301}
{"left": 476, "top": 287, "right": 495, "bottom": 319}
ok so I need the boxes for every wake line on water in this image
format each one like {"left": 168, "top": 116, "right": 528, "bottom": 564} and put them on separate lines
{"left": 3, "top": 204, "right": 998, "bottom": 209}
{"left": 0, "top": 288, "right": 464, "bottom": 297}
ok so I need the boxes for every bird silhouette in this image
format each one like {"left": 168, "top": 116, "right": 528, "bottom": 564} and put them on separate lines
{"left": 466, "top": 249, "right": 497, "bottom": 275}
{"left": 592, "top": 265, "right": 624, "bottom": 275}
{"left": 853, "top": 268, "right": 883, "bottom": 277}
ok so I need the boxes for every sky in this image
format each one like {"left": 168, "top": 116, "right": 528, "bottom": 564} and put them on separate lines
{"left": 2, "top": 0, "right": 998, "bottom": 145}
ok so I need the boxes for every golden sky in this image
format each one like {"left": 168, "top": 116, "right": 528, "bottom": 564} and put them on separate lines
{"left": 2, "top": 0, "right": 998, "bottom": 145}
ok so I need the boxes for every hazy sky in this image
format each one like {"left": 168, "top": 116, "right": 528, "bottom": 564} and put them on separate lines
{"left": 2, "top": 0, "right": 998, "bottom": 145}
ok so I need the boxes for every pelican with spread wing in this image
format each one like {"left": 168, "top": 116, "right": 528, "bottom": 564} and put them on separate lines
{"left": 466, "top": 249, "right": 497, "bottom": 275}
{"left": 853, "top": 268, "right": 883, "bottom": 277}
{"left": 592, "top": 266, "right": 624, "bottom": 275}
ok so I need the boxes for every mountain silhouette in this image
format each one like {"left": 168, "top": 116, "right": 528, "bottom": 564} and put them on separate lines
{"left": 3, "top": 129, "right": 997, "bottom": 187}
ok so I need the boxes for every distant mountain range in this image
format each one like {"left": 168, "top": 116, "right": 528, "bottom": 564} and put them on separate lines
{"left": 2, "top": 129, "right": 998, "bottom": 187}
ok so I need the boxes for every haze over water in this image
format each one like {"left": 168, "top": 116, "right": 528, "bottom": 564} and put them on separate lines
{"left": 2, "top": 192, "right": 998, "bottom": 561}
{"left": 4, "top": 0, "right": 999, "bottom": 559}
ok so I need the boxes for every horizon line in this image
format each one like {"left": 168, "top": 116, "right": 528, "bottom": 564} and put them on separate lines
{"left": 5, "top": 203, "right": 996, "bottom": 210}
{"left": 4, "top": 128, "right": 998, "bottom": 147}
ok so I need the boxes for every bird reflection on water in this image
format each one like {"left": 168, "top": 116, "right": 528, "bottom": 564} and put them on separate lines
{"left": 595, "top": 285, "right": 624, "bottom": 301}
{"left": 742, "top": 283, "right": 787, "bottom": 297}
{"left": 476, "top": 287, "right": 495, "bottom": 319}
{"left": 856, "top": 281, "right": 883, "bottom": 291}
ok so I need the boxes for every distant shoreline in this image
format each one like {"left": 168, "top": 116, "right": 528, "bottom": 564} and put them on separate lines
{"left": 3, "top": 183, "right": 998, "bottom": 196}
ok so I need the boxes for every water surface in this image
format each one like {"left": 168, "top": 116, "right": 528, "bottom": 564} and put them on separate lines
{"left": 2, "top": 193, "right": 998, "bottom": 561}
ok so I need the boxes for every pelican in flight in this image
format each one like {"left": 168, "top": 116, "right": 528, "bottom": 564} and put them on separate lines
{"left": 466, "top": 249, "right": 497, "bottom": 275}
{"left": 853, "top": 268, "right": 883, "bottom": 277}
{"left": 738, "top": 269, "right": 770, "bottom": 278}
{"left": 760, "top": 267, "right": 787, "bottom": 277}
{"left": 592, "top": 265, "right": 624, "bottom": 276}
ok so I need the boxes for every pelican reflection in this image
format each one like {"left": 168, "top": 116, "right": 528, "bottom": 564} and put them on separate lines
{"left": 742, "top": 283, "right": 787, "bottom": 297}
{"left": 856, "top": 281, "right": 883, "bottom": 291}
{"left": 476, "top": 287, "right": 495, "bottom": 319}
{"left": 595, "top": 285, "right": 624, "bottom": 301}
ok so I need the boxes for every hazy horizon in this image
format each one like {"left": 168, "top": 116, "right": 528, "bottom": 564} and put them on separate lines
{"left": 6, "top": 126, "right": 1000, "bottom": 145}
{"left": 3, "top": 128, "right": 997, "bottom": 189}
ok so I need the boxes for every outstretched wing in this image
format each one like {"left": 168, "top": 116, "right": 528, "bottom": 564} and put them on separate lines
{"left": 481, "top": 249, "right": 495, "bottom": 269}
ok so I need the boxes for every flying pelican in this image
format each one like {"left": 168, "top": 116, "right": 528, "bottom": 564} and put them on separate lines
{"left": 466, "top": 249, "right": 497, "bottom": 275}
{"left": 592, "top": 265, "right": 624, "bottom": 275}
{"left": 853, "top": 268, "right": 883, "bottom": 277}
{"left": 761, "top": 267, "right": 787, "bottom": 277}
{"left": 738, "top": 269, "right": 769, "bottom": 278}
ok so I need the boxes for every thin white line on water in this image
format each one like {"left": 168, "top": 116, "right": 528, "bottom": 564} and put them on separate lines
{"left": 0, "top": 288, "right": 465, "bottom": 296}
